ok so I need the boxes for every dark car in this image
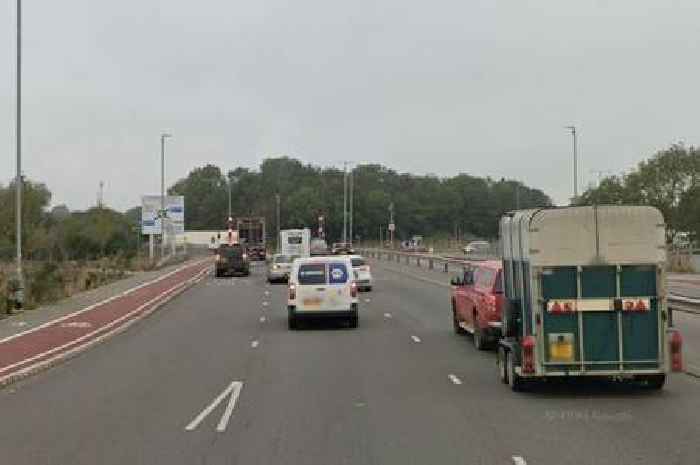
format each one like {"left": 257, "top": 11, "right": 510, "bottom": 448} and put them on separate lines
{"left": 215, "top": 244, "right": 250, "bottom": 277}
{"left": 331, "top": 242, "right": 355, "bottom": 255}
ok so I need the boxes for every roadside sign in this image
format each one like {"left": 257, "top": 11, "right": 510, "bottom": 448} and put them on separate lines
{"left": 388, "top": 223, "right": 395, "bottom": 232}
{"left": 141, "top": 195, "right": 185, "bottom": 235}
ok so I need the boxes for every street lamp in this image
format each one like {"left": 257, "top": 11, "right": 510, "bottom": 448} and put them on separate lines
{"left": 564, "top": 125, "right": 578, "bottom": 202}
{"left": 11, "top": 0, "right": 24, "bottom": 311}
{"left": 160, "top": 133, "right": 172, "bottom": 259}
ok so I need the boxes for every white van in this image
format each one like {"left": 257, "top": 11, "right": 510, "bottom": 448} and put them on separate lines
{"left": 287, "top": 256, "right": 359, "bottom": 329}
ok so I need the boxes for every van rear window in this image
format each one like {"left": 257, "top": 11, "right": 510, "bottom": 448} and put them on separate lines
{"left": 288, "top": 236, "right": 303, "bottom": 244}
{"left": 298, "top": 264, "right": 326, "bottom": 284}
{"left": 328, "top": 263, "right": 349, "bottom": 284}
{"left": 351, "top": 258, "right": 365, "bottom": 267}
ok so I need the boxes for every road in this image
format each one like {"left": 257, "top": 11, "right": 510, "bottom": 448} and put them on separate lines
{"left": 1, "top": 260, "right": 699, "bottom": 465}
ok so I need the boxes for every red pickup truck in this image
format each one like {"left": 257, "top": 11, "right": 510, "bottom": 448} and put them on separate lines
{"left": 450, "top": 260, "right": 504, "bottom": 350}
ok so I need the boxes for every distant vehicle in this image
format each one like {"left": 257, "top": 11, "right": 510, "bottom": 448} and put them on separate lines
{"left": 400, "top": 235, "right": 428, "bottom": 252}
{"left": 350, "top": 255, "right": 373, "bottom": 291}
{"left": 450, "top": 261, "right": 503, "bottom": 350}
{"left": 280, "top": 229, "right": 311, "bottom": 257}
{"left": 497, "top": 206, "right": 683, "bottom": 391}
{"left": 287, "top": 256, "right": 359, "bottom": 329}
{"left": 331, "top": 242, "right": 354, "bottom": 255}
{"left": 214, "top": 244, "right": 250, "bottom": 277}
{"left": 236, "top": 217, "right": 266, "bottom": 260}
{"left": 267, "top": 254, "right": 298, "bottom": 283}
{"left": 310, "top": 238, "right": 330, "bottom": 256}
{"left": 463, "top": 240, "right": 490, "bottom": 255}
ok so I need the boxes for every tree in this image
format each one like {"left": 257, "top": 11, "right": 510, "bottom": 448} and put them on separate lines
{"left": 578, "top": 143, "right": 700, "bottom": 242}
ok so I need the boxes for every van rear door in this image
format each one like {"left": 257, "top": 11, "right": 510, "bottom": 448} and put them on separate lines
{"left": 296, "top": 262, "right": 352, "bottom": 312}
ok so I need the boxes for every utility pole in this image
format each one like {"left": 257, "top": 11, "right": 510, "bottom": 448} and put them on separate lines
{"left": 13, "top": 0, "right": 24, "bottom": 309}
{"left": 275, "top": 193, "right": 281, "bottom": 252}
{"left": 349, "top": 168, "right": 354, "bottom": 245}
{"left": 160, "top": 133, "right": 171, "bottom": 259}
{"left": 388, "top": 202, "right": 395, "bottom": 248}
{"left": 565, "top": 125, "right": 578, "bottom": 202}
{"left": 98, "top": 181, "right": 104, "bottom": 208}
{"left": 342, "top": 162, "right": 348, "bottom": 243}
{"left": 515, "top": 182, "right": 520, "bottom": 210}
{"left": 227, "top": 177, "right": 232, "bottom": 218}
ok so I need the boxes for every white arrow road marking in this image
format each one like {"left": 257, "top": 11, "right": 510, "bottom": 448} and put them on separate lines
{"left": 512, "top": 456, "right": 527, "bottom": 465}
{"left": 251, "top": 340, "right": 259, "bottom": 348}
{"left": 383, "top": 313, "right": 392, "bottom": 319}
{"left": 185, "top": 381, "right": 243, "bottom": 432}
{"left": 448, "top": 374, "right": 462, "bottom": 385}
{"left": 411, "top": 335, "right": 421, "bottom": 343}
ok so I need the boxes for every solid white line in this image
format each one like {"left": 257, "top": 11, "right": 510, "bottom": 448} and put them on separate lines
{"left": 512, "top": 456, "right": 527, "bottom": 465}
{"left": 185, "top": 380, "right": 241, "bottom": 431}
{"left": 251, "top": 340, "right": 259, "bottom": 348}
{"left": 411, "top": 335, "right": 421, "bottom": 343}
{"left": 448, "top": 374, "right": 462, "bottom": 385}
{"left": 0, "top": 257, "right": 210, "bottom": 345}
{"left": 0, "top": 268, "right": 207, "bottom": 375}
{"left": 259, "top": 316, "right": 266, "bottom": 323}
{"left": 383, "top": 313, "right": 392, "bottom": 319}
{"left": 216, "top": 381, "right": 243, "bottom": 432}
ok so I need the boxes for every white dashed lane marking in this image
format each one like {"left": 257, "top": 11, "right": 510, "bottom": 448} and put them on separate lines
{"left": 259, "top": 316, "right": 266, "bottom": 323}
{"left": 262, "top": 301, "right": 269, "bottom": 307}
{"left": 512, "top": 456, "right": 527, "bottom": 465}
{"left": 411, "top": 335, "right": 421, "bottom": 343}
{"left": 448, "top": 374, "right": 462, "bottom": 385}
{"left": 251, "top": 340, "right": 259, "bottom": 348}
{"left": 383, "top": 313, "right": 392, "bottom": 319}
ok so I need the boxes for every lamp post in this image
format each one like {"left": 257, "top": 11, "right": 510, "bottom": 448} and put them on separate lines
{"left": 11, "top": 0, "right": 24, "bottom": 311}
{"left": 160, "top": 133, "right": 172, "bottom": 259}
{"left": 565, "top": 125, "right": 578, "bottom": 202}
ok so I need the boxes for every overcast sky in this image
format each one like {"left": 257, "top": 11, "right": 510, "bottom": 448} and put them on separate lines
{"left": 1, "top": 0, "right": 699, "bottom": 211}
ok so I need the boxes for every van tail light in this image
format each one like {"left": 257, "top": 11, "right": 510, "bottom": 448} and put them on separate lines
{"left": 522, "top": 335, "right": 536, "bottom": 374}
{"left": 215, "top": 254, "right": 221, "bottom": 262}
{"left": 288, "top": 284, "right": 296, "bottom": 300}
{"left": 242, "top": 253, "right": 248, "bottom": 260}
{"left": 351, "top": 281, "right": 358, "bottom": 298}
{"left": 670, "top": 329, "right": 683, "bottom": 372}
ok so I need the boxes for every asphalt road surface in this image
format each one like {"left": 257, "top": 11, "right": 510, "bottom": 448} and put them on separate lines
{"left": 1, "top": 260, "right": 699, "bottom": 465}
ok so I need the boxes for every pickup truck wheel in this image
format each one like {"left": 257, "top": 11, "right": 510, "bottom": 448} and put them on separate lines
{"left": 640, "top": 374, "right": 666, "bottom": 390}
{"left": 452, "top": 304, "right": 466, "bottom": 335}
{"left": 473, "top": 323, "right": 487, "bottom": 350}
{"left": 498, "top": 347, "right": 509, "bottom": 384}
{"left": 507, "top": 351, "right": 528, "bottom": 392}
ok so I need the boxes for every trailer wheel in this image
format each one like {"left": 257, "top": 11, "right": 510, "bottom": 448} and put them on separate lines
{"left": 640, "top": 374, "right": 666, "bottom": 390}
{"left": 507, "top": 351, "right": 528, "bottom": 392}
{"left": 498, "top": 346, "right": 509, "bottom": 384}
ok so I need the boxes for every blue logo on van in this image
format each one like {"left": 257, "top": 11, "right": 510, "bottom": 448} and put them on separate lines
{"left": 328, "top": 263, "right": 348, "bottom": 284}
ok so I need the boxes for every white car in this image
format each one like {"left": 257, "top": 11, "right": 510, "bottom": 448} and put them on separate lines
{"left": 350, "top": 255, "right": 373, "bottom": 291}
{"left": 288, "top": 256, "right": 359, "bottom": 329}
{"left": 463, "top": 240, "right": 490, "bottom": 255}
{"left": 266, "top": 254, "right": 299, "bottom": 283}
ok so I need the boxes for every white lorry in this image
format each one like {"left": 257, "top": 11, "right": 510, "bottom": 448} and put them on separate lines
{"left": 279, "top": 229, "right": 311, "bottom": 258}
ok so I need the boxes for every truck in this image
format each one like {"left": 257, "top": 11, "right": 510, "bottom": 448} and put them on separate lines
{"left": 236, "top": 217, "right": 266, "bottom": 260}
{"left": 280, "top": 229, "right": 311, "bottom": 258}
{"left": 497, "top": 206, "right": 684, "bottom": 391}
